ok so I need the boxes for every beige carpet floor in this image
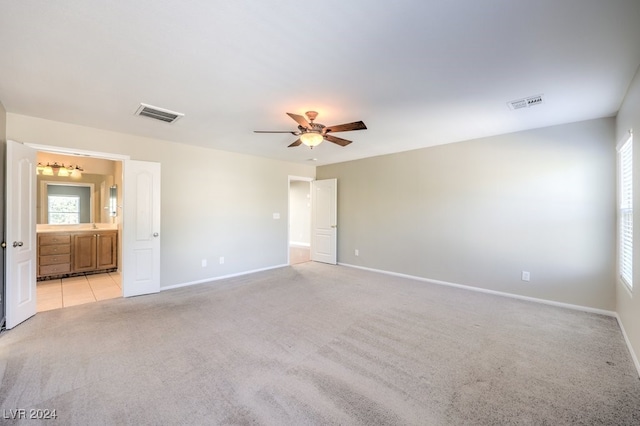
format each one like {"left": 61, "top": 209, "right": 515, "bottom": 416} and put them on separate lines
{"left": 1, "top": 262, "right": 639, "bottom": 425}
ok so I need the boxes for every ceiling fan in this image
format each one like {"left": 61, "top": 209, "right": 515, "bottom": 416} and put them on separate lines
{"left": 254, "top": 111, "right": 367, "bottom": 148}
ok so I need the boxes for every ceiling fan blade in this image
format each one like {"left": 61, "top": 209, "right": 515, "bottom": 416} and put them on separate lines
{"left": 324, "top": 134, "right": 352, "bottom": 147}
{"left": 254, "top": 130, "right": 299, "bottom": 134}
{"left": 288, "top": 139, "right": 302, "bottom": 147}
{"left": 324, "top": 121, "right": 367, "bottom": 133}
{"left": 286, "top": 113, "right": 311, "bottom": 129}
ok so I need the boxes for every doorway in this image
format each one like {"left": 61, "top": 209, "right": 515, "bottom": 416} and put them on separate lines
{"left": 288, "top": 177, "right": 312, "bottom": 265}
{"left": 6, "top": 140, "right": 161, "bottom": 329}
{"left": 35, "top": 151, "right": 123, "bottom": 312}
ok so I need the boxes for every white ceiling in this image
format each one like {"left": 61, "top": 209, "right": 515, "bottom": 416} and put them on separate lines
{"left": 2, "top": 1, "right": 640, "bottom": 166}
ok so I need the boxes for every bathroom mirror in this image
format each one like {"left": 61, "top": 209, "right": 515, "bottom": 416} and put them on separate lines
{"left": 37, "top": 173, "right": 115, "bottom": 224}
{"left": 109, "top": 185, "right": 118, "bottom": 217}
{"left": 41, "top": 182, "right": 94, "bottom": 224}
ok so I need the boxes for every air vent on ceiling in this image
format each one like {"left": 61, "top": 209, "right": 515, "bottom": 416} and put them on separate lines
{"left": 135, "top": 103, "right": 184, "bottom": 124}
{"left": 507, "top": 94, "right": 544, "bottom": 110}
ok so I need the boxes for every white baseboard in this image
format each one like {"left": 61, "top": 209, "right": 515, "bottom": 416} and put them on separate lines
{"left": 339, "top": 263, "right": 617, "bottom": 317}
{"left": 161, "top": 263, "right": 289, "bottom": 291}
{"left": 339, "top": 263, "right": 640, "bottom": 377}
{"left": 615, "top": 313, "right": 640, "bottom": 378}
{"left": 161, "top": 260, "right": 639, "bottom": 378}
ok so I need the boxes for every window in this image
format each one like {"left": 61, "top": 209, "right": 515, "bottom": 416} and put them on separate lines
{"left": 619, "top": 133, "right": 633, "bottom": 289}
{"left": 48, "top": 195, "right": 81, "bottom": 225}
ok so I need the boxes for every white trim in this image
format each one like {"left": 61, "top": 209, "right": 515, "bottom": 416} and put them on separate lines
{"left": 615, "top": 313, "right": 640, "bottom": 378}
{"left": 162, "top": 261, "right": 640, "bottom": 378}
{"left": 339, "top": 262, "right": 617, "bottom": 317}
{"left": 25, "top": 143, "right": 130, "bottom": 161}
{"left": 616, "top": 128, "right": 633, "bottom": 150}
{"left": 343, "top": 262, "right": 639, "bottom": 377}
{"left": 288, "top": 175, "right": 314, "bottom": 183}
{"left": 160, "top": 264, "right": 289, "bottom": 291}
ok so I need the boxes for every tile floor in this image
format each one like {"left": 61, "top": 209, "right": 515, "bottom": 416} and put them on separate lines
{"left": 290, "top": 245, "right": 311, "bottom": 265}
{"left": 36, "top": 271, "right": 122, "bottom": 312}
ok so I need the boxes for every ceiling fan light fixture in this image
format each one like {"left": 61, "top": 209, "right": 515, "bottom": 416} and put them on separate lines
{"left": 300, "top": 132, "right": 324, "bottom": 148}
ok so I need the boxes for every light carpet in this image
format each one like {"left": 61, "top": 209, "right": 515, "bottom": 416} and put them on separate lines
{"left": 1, "top": 262, "right": 639, "bottom": 425}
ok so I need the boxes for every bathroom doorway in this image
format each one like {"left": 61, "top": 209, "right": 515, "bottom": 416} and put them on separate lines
{"left": 288, "top": 176, "right": 313, "bottom": 265}
{"left": 35, "top": 152, "right": 123, "bottom": 312}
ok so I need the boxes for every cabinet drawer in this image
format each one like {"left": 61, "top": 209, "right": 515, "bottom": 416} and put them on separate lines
{"left": 40, "top": 244, "right": 71, "bottom": 256}
{"left": 39, "top": 234, "right": 71, "bottom": 245}
{"left": 40, "top": 254, "right": 71, "bottom": 266}
{"left": 39, "top": 263, "right": 71, "bottom": 275}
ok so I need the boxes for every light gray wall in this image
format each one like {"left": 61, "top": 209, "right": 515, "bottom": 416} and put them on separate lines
{"left": 289, "top": 180, "right": 311, "bottom": 245}
{"left": 318, "top": 117, "right": 616, "bottom": 311}
{"left": 616, "top": 64, "right": 640, "bottom": 368}
{"left": 7, "top": 113, "right": 315, "bottom": 288}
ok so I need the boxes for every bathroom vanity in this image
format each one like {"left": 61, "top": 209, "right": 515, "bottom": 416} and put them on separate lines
{"left": 37, "top": 226, "right": 118, "bottom": 279}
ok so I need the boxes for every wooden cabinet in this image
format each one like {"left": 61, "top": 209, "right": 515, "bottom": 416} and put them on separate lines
{"left": 37, "top": 230, "right": 118, "bottom": 279}
{"left": 38, "top": 233, "right": 72, "bottom": 277}
{"left": 96, "top": 232, "right": 118, "bottom": 270}
{"left": 73, "top": 231, "right": 117, "bottom": 272}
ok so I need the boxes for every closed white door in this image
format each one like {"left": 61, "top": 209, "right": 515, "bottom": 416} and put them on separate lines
{"left": 311, "top": 178, "right": 337, "bottom": 264}
{"left": 5, "top": 140, "right": 37, "bottom": 328}
{"left": 122, "top": 160, "right": 161, "bottom": 297}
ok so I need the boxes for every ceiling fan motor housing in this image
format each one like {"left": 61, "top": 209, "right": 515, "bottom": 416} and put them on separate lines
{"left": 299, "top": 123, "right": 325, "bottom": 134}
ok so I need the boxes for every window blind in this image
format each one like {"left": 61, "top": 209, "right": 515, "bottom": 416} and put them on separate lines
{"left": 619, "top": 135, "right": 633, "bottom": 288}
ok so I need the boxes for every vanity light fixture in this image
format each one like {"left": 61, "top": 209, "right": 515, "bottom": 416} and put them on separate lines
{"left": 36, "top": 162, "right": 84, "bottom": 177}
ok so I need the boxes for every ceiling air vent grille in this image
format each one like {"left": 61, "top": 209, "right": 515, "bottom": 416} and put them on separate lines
{"left": 135, "top": 103, "right": 184, "bottom": 124}
{"left": 508, "top": 94, "right": 544, "bottom": 110}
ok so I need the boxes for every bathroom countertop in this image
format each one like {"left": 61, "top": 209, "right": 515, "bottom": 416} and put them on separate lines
{"left": 37, "top": 224, "right": 119, "bottom": 233}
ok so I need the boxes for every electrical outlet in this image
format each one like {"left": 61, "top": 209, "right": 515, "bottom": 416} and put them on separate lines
{"left": 219, "top": 256, "right": 225, "bottom": 265}
{"left": 521, "top": 271, "right": 530, "bottom": 282}
{"left": 354, "top": 249, "right": 359, "bottom": 256}
{"left": 201, "top": 259, "right": 207, "bottom": 268}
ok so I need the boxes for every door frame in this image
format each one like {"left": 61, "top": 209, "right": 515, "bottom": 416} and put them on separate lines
{"left": 25, "top": 143, "right": 129, "bottom": 294}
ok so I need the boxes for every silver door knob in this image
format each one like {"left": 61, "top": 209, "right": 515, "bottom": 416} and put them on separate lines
{"left": 12, "top": 241, "right": 23, "bottom": 247}
{"left": 153, "top": 232, "right": 159, "bottom": 237}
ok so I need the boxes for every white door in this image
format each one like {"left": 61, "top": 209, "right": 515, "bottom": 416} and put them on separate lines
{"left": 5, "top": 141, "right": 37, "bottom": 329}
{"left": 311, "top": 178, "right": 337, "bottom": 264}
{"left": 122, "top": 160, "right": 161, "bottom": 297}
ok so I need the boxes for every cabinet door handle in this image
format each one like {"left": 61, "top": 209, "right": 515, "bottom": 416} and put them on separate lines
{"left": 12, "top": 241, "right": 23, "bottom": 247}
{"left": 153, "top": 233, "right": 159, "bottom": 237}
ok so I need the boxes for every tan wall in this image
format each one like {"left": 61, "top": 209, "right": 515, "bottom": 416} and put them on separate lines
{"left": 616, "top": 65, "right": 640, "bottom": 369}
{"left": 7, "top": 113, "right": 315, "bottom": 288}
{"left": 318, "top": 117, "right": 616, "bottom": 311}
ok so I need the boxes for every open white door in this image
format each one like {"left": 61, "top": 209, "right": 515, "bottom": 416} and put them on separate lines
{"left": 5, "top": 141, "right": 37, "bottom": 329}
{"left": 311, "top": 178, "right": 337, "bottom": 265}
{"left": 122, "top": 160, "right": 161, "bottom": 297}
